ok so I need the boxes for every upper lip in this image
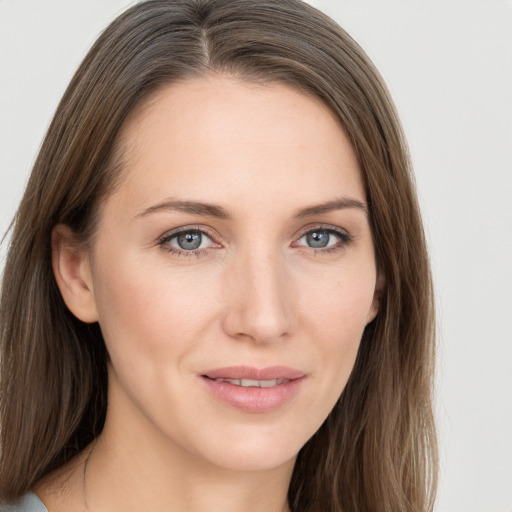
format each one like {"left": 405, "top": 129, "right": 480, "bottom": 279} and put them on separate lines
{"left": 202, "top": 366, "right": 306, "bottom": 380}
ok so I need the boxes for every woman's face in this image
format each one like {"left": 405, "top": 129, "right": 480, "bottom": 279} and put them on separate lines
{"left": 76, "top": 76, "right": 380, "bottom": 472}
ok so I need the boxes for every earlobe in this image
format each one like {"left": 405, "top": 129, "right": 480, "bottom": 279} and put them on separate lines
{"left": 367, "top": 273, "right": 385, "bottom": 324}
{"left": 51, "top": 224, "right": 99, "bottom": 323}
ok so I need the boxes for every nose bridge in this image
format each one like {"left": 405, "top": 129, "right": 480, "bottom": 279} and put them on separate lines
{"left": 223, "top": 243, "right": 295, "bottom": 343}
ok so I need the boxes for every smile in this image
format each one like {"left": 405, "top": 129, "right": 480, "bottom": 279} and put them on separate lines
{"left": 200, "top": 366, "right": 306, "bottom": 413}
{"left": 209, "top": 377, "right": 289, "bottom": 387}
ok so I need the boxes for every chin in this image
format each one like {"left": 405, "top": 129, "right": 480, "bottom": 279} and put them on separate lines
{"left": 187, "top": 422, "right": 308, "bottom": 473}
{"left": 208, "top": 446, "right": 299, "bottom": 473}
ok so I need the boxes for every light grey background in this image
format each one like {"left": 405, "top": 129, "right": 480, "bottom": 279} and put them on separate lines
{"left": 1, "top": 1, "right": 511, "bottom": 511}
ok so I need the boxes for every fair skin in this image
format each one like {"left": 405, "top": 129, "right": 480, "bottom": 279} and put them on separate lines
{"left": 42, "top": 75, "right": 381, "bottom": 512}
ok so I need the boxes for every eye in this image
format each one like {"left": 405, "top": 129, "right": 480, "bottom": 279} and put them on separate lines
{"left": 295, "top": 227, "right": 352, "bottom": 251}
{"left": 159, "top": 228, "right": 217, "bottom": 254}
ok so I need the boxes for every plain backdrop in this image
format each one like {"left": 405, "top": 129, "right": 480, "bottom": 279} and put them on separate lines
{"left": 1, "top": 1, "right": 511, "bottom": 511}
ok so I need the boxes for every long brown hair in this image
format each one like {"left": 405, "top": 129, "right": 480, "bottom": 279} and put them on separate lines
{"left": 0, "top": 1, "right": 437, "bottom": 510}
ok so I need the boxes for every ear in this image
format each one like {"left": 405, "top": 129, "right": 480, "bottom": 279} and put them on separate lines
{"left": 51, "top": 224, "right": 99, "bottom": 323}
{"left": 367, "top": 272, "right": 385, "bottom": 324}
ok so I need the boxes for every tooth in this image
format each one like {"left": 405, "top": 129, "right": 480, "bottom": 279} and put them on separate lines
{"left": 214, "top": 378, "right": 287, "bottom": 387}
{"left": 240, "top": 379, "right": 260, "bottom": 387}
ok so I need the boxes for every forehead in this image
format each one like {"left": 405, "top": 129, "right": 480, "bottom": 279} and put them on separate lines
{"left": 107, "top": 74, "right": 365, "bottom": 215}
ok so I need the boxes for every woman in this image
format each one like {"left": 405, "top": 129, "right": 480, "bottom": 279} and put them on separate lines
{"left": 0, "top": 1, "right": 437, "bottom": 511}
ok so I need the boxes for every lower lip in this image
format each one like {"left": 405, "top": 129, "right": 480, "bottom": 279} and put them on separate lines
{"left": 201, "top": 376, "right": 305, "bottom": 413}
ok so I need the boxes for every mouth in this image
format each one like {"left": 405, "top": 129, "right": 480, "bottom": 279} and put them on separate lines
{"left": 200, "top": 366, "right": 306, "bottom": 413}
{"left": 204, "top": 376, "right": 289, "bottom": 387}
{"left": 201, "top": 365, "right": 305, "bottom": 381}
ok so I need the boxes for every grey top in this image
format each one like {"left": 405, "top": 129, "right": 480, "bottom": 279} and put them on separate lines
{"left": 0, "top": 492, "right": 48, "bottom": 512}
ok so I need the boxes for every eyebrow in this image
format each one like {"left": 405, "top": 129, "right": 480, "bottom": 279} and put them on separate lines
{"left": 134, "top": 200, "right": 231, "bottom": 220}
{"left": 134, "top": 196, "right": 367, "bottom": 221}
{"left": 294, "top": 197, "right": 368, "bottom": 218}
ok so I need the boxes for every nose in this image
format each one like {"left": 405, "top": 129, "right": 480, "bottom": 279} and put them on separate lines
{"left": 221, "top": 247, "right": 296, "bottom": 344}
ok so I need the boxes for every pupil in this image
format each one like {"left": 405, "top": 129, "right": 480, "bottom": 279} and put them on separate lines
{"left": 306, "top": 231, "right": 329, "bottom": 248}
{"left": 177, "top": 231, "right": 202, "bottom": 250}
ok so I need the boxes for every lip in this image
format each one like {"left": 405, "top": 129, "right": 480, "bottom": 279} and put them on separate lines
{"left": 202, "top": 365, "right": 305, "bottom": 381}
{"left": 200, "top": 366, "right": 306, "bottom": 414}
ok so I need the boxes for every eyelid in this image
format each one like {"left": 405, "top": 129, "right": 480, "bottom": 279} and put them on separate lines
{"left": 294, "top": 223, "right": 351, "bottom": 241}
{"left": 159, "top": 225, "right": 219, "bottom": 241}
{"left": 157, "top": 225, "right": 222, "bottom": 256}
{"left": 292, "top": 224, "right": 353, "bottom": 250}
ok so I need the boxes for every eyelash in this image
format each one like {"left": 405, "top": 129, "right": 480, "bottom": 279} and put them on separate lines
{"left": 158, "top": 226, "right": 219, "bottom": 259}
{"left": 295, "top": 225, "right": 353, "bottom": 254}
{"left": 157, "top": 224, "right": 353, "bottom": 259}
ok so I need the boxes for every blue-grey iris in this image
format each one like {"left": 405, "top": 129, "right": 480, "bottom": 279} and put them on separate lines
{"left": 177, "top": 231, "right": 202, "bottom": 250}
{"left": 306, "top": 230, "right": 330, "bottom": 248}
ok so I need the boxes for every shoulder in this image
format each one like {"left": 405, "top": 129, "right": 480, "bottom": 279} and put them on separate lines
{"left": 0, "top": 492, "right": 48, "bottom": 512}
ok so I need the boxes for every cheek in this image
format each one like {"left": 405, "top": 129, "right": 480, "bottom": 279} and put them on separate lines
{"left": 301, "top": 260, "right": 376, "bottom": 336}
{"left": 91, "top": 251, "right": 219, "bottom": 372}
{"left": 299, "top": 263, "right": 376, "bottom": 389}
